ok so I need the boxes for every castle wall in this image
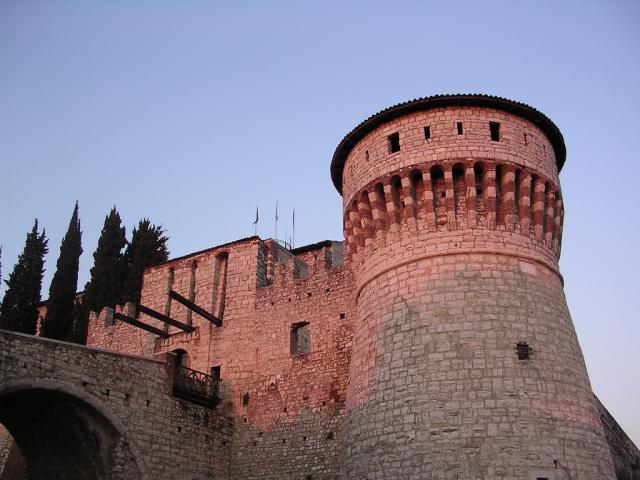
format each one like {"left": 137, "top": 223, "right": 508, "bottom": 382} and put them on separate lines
{"left": 26, "top": 95, "right": 632, "bottom": 479}
{"left": 596, "top": 396, "right": 640, "bottom": 479}
{"left": 0, "top": 330, "right": 233, "bottom": 480}
{"left": 338, "top": 105, "right": 616, "bottom": 479}
{"left": 85, "top": 238, "right": 356, "bottom": 480}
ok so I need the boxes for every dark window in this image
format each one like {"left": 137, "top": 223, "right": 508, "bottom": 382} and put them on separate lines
{"left": 490, "top": 122, "right": 501, "bottom": 141}
{"left": 388, "top": 132, "right": 400, "bottom": 153}
{"left": 242, "top": 392, "right": 250, "bottom": 406}
{"left": 516, "top": 342, "right": 530, "bottom": 360}
{"left": 291, "top": 322, "right": 311, "bottom": 355}
{"left": 456, "top": 122, "right": 464, "bottom": 135}
{"left": 424, "top": 126, "right": 431, "bottom": 140}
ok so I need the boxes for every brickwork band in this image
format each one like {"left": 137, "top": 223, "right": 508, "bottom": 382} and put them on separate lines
{"left": 332, "top": 97, "right": 616, "bottom": 479}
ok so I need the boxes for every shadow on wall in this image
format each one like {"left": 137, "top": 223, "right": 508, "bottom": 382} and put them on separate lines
{"left": 0, "top": 388, "right": 141, "bottom": 480}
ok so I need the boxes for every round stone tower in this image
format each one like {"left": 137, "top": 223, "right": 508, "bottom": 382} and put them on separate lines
{"left": 331, "top": 95, "right": 615, "bottom": 479}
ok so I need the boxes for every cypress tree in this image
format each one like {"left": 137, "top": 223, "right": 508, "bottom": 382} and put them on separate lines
{"left": 83, "top": 207, "right": 126, "bottom": 314}
{"left": 41, "top": 202, "right": 83, "bottom": 341}
{"left": 121, "top": 219, "right": 169, "bottom": 305}
{"left": 71, "top": 296, "right": 89, "bottom": 344}
{"left": 0, "top": 220, "right": 48, "bottom": 334}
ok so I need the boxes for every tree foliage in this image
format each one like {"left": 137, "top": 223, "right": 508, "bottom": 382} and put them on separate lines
{"left": 71, "top": 296, "right": 89, "bottom": 344}
{"left": 41, "top": 202, "right": 83, "bottom": 341}
{"left": 0, "top": 220, "right": 48, "bottom": 334}
{"left": 83, "top": 207, "right": 126, "bottom": 314}
{"left": 121, "top": 219, "right": 169, "bottom": 305}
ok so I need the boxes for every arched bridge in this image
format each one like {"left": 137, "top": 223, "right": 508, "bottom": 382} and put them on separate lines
{"left": 0, "top": 330, "right": 232, "bottom": 480}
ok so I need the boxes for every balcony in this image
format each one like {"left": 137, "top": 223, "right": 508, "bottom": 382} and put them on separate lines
{"left": 172, "top": 365, "right": 220, "bottom": 407}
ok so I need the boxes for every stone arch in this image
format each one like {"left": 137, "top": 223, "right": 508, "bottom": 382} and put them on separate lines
{"left": 0, "top": 379, "right": 148, "bottom": 480}
{"left": 171, "top": 348, "right": 190, "bottom": 369}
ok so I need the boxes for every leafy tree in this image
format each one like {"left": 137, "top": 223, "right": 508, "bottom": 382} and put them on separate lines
{"left": 121, "top": 219, "right": 169, "bottom": 305}
{"left": 41, "top": 202, "right": 83, "bottom": 341}
{"left": 83, "top": 207, "right": 126, "bottom": 314}
{"left": 0, "top": 220, "right": 48, "bottom": 334}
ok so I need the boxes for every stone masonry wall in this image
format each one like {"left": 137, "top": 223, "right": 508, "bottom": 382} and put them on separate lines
{"left": 0, "top": 330, "right": 233, "bottom": 480}
{"left": 339, "top": 105, "right": 616, "bottom": 479}
{"left": 85, "top": 238, "right": 356, "bottom": 480}
{"left": 25, "top": 98, "right": 634, "bottom": 479}
{"left": 343, "top": 253, "right": 614, "bottom": 478}
{"left": 596, "top": 396, "right": 640, "bottom": 479}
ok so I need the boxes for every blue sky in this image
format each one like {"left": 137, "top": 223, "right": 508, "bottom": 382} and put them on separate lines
{"left": 1, "top": 1, "right": 639, "bottom": 445}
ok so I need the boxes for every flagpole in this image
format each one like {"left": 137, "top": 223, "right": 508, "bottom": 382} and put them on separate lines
{"left": 253, "top": 206, "right": 259, "bottom": 236}
{"left": 275, "top": 202, "right": 279, "bottom": 242}
{"left": 292, "top": 209, "right": 295, "bottom": 249}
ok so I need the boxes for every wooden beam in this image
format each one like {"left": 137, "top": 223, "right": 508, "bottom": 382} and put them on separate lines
{"left": 138, "top": 304, "right": 195, "bottom": 333}
{"left": 169, "top": 290, "right": 222, "bottom": 327}
{"left": 113, "top": 312, "right": 170, "bottom": 338}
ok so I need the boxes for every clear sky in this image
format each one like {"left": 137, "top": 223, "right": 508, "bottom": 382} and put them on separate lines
{"left": 1, "top": 0, "right": 638, "bottom": 446}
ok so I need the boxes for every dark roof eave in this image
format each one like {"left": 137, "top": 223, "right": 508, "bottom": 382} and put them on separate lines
{"left": 330, "top": 94, "right": 567, "bottom": 194}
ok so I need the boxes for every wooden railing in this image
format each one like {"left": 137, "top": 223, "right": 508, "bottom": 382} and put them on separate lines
{"left": 172, "top": 365, "right": 219, "bottom": 407}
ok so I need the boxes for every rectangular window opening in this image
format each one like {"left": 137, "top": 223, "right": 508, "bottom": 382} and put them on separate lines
{"left": 516, "top": 341, "right": 530, "bottom": 360}
{"left": 388, "top": 132, "right": 400, "bottom": 153}
{"left": 490, "top": 122, "right": 501, "bottom": 141}
{"left": 424, "top": 126, "right": 431, "bottom": 140}
{"left": 291, "top": 321, "right": 311, "bottom": 355}
{"left": 456, "top": 122, "right": 464, "bottom": 135}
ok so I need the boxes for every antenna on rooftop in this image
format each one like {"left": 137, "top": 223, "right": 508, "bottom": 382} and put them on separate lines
{"left": 292, "top": 209, "right": 295, "bottom": 249}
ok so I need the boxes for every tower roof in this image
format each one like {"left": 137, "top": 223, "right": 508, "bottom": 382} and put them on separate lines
{"left": 330, "top": 94, "right": 566, "bottom": 194}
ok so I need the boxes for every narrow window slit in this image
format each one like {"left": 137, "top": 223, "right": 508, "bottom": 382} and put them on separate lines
{"left": 388, "top": 132, "right": 400, "bottom": 153}
{"left": 424, "top": 126, "right": 431, "bottom": 140}
{"left": 456, "top": 122, "right": 464, "bottom": 135}
{"left": 490, "top": 122, "right": 501, "bottom": 141}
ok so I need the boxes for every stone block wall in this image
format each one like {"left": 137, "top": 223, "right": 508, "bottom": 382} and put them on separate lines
{"left": 336, "top": 101, "right": 616, "bottom": 479}
{"left": 0, "top": 330, "right": 233, "bottom": 480}
{"left": 85, "top": 238, "right": 355, "bottom": 479}
{"left": 596, "top": 396, "right": 640, "bottom": 479}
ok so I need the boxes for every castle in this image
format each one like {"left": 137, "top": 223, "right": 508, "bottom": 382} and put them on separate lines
{"left": 1, "top": 94, "right": 638, "bottom": 479}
